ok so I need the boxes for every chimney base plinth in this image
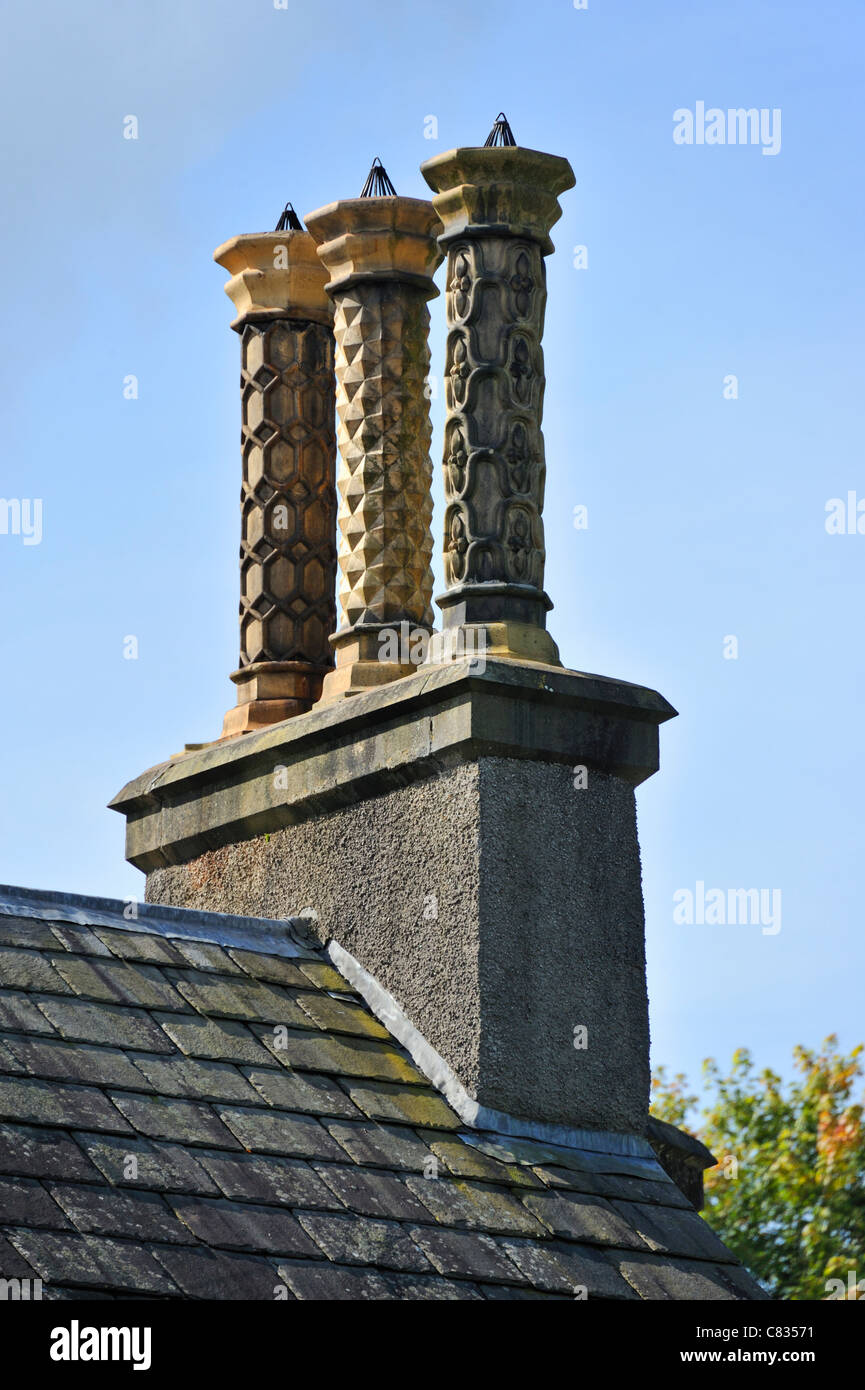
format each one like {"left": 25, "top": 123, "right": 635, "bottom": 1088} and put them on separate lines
{"left": 428, "top": 618, "right": 560, "bottom": 668}
{"left": 221, "top": 699, "right": 310, "bottom": 738}
{"left": 220, "top": 661, "right": 328, "bottom": 738}
{"left": 320, "top": 625, "right": 433, "bottom": 702}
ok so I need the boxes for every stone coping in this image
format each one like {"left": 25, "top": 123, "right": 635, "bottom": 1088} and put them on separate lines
{"left": 110, "top": 657, "right": 675, "bottom": 873}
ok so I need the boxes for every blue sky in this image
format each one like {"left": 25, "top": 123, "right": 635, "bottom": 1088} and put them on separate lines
{"left": 1, "top": 0, "right": 862, "bottom": 1094}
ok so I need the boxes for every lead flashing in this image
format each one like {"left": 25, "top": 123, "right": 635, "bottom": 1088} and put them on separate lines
{"left": 327, "top": 937, "right": 656, "bottom": 1161}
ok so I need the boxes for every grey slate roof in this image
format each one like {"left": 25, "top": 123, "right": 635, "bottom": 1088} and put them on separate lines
{"left": 0, "top": 885, "right": 766, "bottom": 1301}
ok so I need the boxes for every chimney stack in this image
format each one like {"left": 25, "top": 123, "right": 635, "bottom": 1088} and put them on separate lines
{"left": 214, "top": 219, "right": 337, "bottom": 737}
{"left": 113, "top": 135, "right": 676, "bottom": 1146}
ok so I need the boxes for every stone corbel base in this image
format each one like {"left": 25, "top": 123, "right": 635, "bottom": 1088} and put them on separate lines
{"left": 428, "top": 619, "right": 560, "bottom": 668}
{"left": 221, "top": 661, "right": 329, "bottom": 738}
{"left": 320, "top": 625, "right": 433, "bottom": 702}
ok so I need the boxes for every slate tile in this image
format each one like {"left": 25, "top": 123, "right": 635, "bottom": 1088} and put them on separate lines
{"left": 195, "top": 1151, "right": 336, "bottom": 1208}
{"left": 170, "top": 1194, "right": 319, "bottom": 1256}
{"left": 521, "top": 1190, "right": 651, "bottom": 1249}
{"left": 217, "top": 1106, "right": 345, "bottom": 1161}
{"left": 6, "top": 1229, "right": 178, "bottom": 1293}
{"left": 0, "top": 1037, "right": 26, "bottom": 1074}
{"left": 228, "top": 949, "right": 309, "bottom": 988}
{"left": 0, "top": 1176, "right": 69, "bottom": 1228}
{"left": 529, "top": 1165, "right": 609, "bottom": 1196}
{"left": 0, "top": 1077, "right": 131, "bottom": 1134}
{"left": 168, "top": 971, "right": 310, "bottom": 1026}
{"left": 312, "top": 1164, "right": 433, "bottom": 1221}
{"left": 295, "top": 961, "right": 354, "bottom": 994}
{"left": 73, "top": 1132, "right": 219, "bottom": 1195}
{"left": 255, "top": 1028, "right": 424, "bottom": 1084}
{"left": 408, "top": 1224, "right": 524, "bottom": 1283}
{"left": 616, "top": 1251, "right": 752, "bottom": 1301}
{"left": 155, "top": 1012, "right": 274, "bottom": 1065}
{"left": 427, "top": 1133, "right": 544, "bottom": 1187}
{"left": 48, "top": 957, "right": 186, "bottom": 1011}
{"left": 1, "top": 1037, "right": 146, "bottom": 1090}
{"left": 298, "top": 1211, "right": 432, "bottom": 1273}
{"left": 610, "top": 1201, "right": 737, "bottom": 1263}
{"left": 130, "top": 1054, "right": 260, "bottom": 1104}
{"left": 704, "top": 1260, "right": 770, "bottom": 1299}
{"left": 173, "top": 942, "right": 243, "bottom": 974}
{"left": 534, "top": 1164, "right": 681, "bottom": 1204}
{"left": 479, "top": 1283, "right": 569, "bottom": 1301}
{"left": 277, "top": 1260, "right": 392, "bottom": 1300}
{"left": 339, "top": 1080, "right": 460, "bottom": 1130}
{"left": 576, "top": 1152, "right": 671, "bottom": 1182}
{"left": 293, "top": 992, "right": 390, "bottom": 1040}
{"left": 324, "top": 1119, "right": 435, "bottom": 1172}
{"left": 40, "top": 1286, "right": 115, "bottom": 1301}
{"left": 92, "top": 928, "right": 189, "bottom": 966}
{"left": 0, "top": 1122, "right": 101, "bottom": 1182}
{"left": 0, "top": 918, "right": 59, "bottom": 949}
{"left": 0, "top": 991, "right": 57, "bottom": 1035}
{"left": 595, "top": 1171, "right": 692, "bottom": 1209}
{"left": 0, "top": 1231, "right": 40, "bottom": 1278}
{"left": 379, "top": 1271, "right": 484, "bottom": 1300}
{"left": 49, "top": 1182, "right": 195, "bottom": 1243}
{"left": 108, "top": 1091, "right": 241, "bottom": 1149}
{"left": 501, "top": 1236, "right": 638, "bottom": 1299}
{"left": 48, "top": 925, "right": 113, "bottom": 956}
{"left": 0, "top": 948, "right": 74, "bottom": 994}
{"left": 404, "top": 1178, "right": 548, "bottom": 1236}
{"left": 152, "top": 1245, "right": 288, "bottom": 1300}
{"left": 242, "top": 1065, "right": 360, "bottom": 1118}
{"left": 35, "top": 998, "right": 174, "bottom": 1053}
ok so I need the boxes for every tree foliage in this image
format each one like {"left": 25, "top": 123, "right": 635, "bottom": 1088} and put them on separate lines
{"left": 651, "top": 1037, "right": 864, "bottom": 1299}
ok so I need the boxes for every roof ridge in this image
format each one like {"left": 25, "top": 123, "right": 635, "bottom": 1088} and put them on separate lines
{"left": 0, "top": 883, "right": 320, "bottom": 960}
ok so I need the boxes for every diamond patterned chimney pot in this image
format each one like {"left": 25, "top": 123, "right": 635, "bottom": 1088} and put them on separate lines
{"left": 213, "top": 230, "right": 337, "bottom": 736}
{"left": 304, "top": 194, "right": 444, "bottom": 699}
{"left": 421, "top": 142, "right": 575, "bottom": 666}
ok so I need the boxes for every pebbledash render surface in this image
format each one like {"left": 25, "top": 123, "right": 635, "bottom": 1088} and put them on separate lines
{"left": 0, "top": 128, "right": 768, "bottom": 1299}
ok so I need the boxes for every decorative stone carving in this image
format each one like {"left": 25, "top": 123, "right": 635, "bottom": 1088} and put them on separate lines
{"left": 421, "top": 145, "right": 575, "bottom": 666}
{"left": 332, "top": 282, "right": 434, "bottom": 629}
{"left": 305, "top": 196, "right": 443, "bottom": 698}
{"left": 213, "top": 231, "right": 336, "bottom": 735}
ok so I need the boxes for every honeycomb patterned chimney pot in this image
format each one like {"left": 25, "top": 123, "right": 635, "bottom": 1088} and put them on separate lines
{"left": 213, "top": 228, "right": 338, "bottom": 736}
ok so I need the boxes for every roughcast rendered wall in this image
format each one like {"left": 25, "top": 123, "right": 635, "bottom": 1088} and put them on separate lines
{"left": 146, "top": 756, "right": 650, "bottom": 1134}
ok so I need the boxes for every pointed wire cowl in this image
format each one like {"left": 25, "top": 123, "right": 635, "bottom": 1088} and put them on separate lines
{"left": 359, "top": 157, "right": 397, "bottom": 197}
{"left": 274, "top": 202, "right": 302, "bottom": 231}
{"left": 484, "top": 112, "right": 517, "bottom": 147}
